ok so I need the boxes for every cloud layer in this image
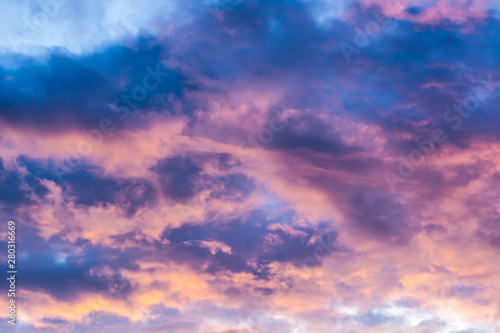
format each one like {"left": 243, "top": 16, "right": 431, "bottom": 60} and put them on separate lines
{"left": 1, "top": 0, "right": 500, "bottom": 332}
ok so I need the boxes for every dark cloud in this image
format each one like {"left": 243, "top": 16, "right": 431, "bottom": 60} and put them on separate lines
{"left": 0, "top": 158, "right": 48, "bottom": 208}
{"left": 0, "top": 36, "right": 193, "bottom": 131}
{"left": 19, "top": 156, "right": 158, "bottom": 215}
{"left": 159, "top": 210, "right": 338, "bottom": 278}
{"left": 346, "top": 189, "right": 413, "bottom": 244}
{"left": 62, "top": 166, "right": 157, "bottom": 215}
{"left": 152, "top": 155, "right": 203, "bottom": 201}
{"left": 269, "top": 125, "right": 360, "bottom": 155}
{"left": 208, "top": 173, "right": 255, "bottom": 200}
{"left": 151, "top": 153, "right": 255, "bottom": 202}
{"left": 405, "top": 6, "right": 425, "bottom": 16}
{"left": 476, "top": 211, "right": 500, "bottom": 248}
{"left": 0, "top": 225, "right": 138, "bottom": 301}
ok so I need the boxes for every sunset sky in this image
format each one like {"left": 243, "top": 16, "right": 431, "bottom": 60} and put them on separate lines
{"left": 1, "top": 0, "right": 500, "bottom": 332}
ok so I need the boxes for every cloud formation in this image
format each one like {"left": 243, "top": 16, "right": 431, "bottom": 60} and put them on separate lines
{"left": 1, "top": 0, "right": 500, "bottom": 332}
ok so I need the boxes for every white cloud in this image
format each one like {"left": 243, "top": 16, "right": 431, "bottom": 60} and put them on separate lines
{"left": 0, "top": 0, "right": 181, "bottom": 62}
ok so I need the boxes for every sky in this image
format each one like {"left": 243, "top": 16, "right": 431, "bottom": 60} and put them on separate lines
{"left": 0, "top": 0, "right": 500, "bottom": 332}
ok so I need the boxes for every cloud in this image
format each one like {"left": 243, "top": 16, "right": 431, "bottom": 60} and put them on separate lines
{"left": 2, "top": 1, "right": 500, "bottom": 332}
